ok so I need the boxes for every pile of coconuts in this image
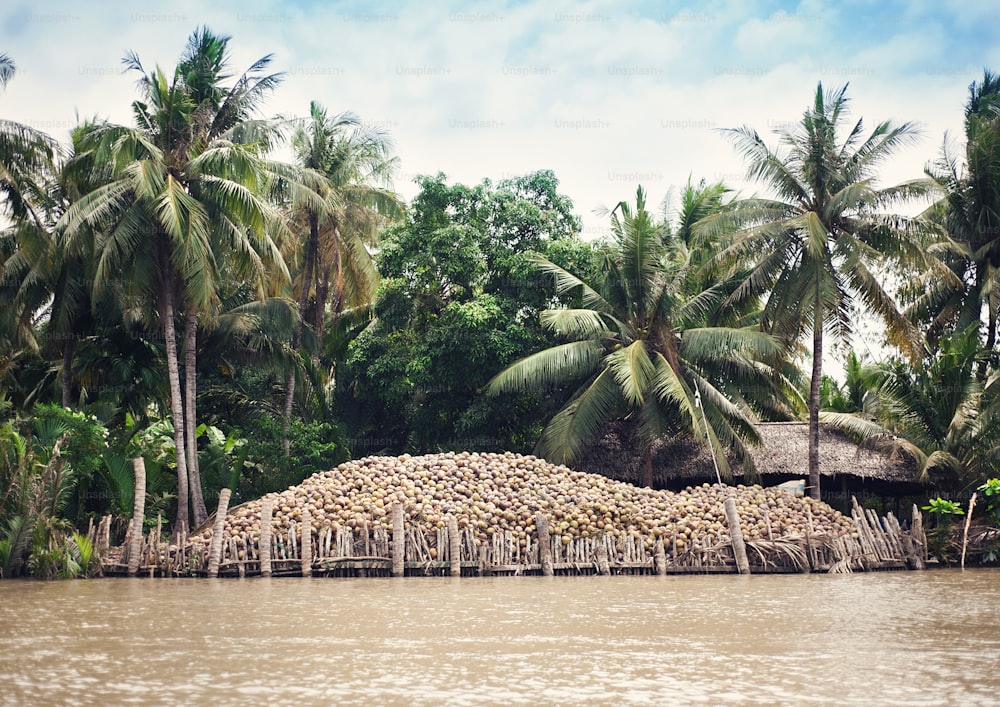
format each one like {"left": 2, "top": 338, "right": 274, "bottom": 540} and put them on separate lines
{"left": 195, "top": 451, "right": 854, "bottom": 552}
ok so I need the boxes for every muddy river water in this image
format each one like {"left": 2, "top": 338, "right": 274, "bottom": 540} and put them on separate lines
{"left": 1, "top": 570, "right": 998, "bottom": 705}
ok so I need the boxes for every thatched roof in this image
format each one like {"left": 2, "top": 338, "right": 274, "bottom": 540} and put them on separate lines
{"left": 573, "top": 421, "right": 919, "bottom": 487}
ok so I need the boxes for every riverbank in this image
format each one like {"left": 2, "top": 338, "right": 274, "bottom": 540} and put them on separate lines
{"left": 101, "top": 452, "right": 929, "bottom": 578}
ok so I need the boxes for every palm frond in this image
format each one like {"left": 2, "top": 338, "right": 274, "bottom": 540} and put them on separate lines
{"left": 487, "top": 340, "right": 604, "bottom": 395}
{"left": 535, "top": 368, "right": 623, "bottom": 465}
{"left": 539, "top": 308, "right": 611, "bottom": 339}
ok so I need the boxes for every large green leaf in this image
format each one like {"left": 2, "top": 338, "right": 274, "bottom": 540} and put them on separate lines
{"left": 605, "top": 340, "right": 654, "bottom": 406}
{"left": 487, "top": 340, "right": 604, "bottom": 395}
{"left": 536, "top": 368, "right": 623, "bottom": 465}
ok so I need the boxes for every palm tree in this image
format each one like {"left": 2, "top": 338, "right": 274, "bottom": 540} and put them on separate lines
{"left": 0, "top": 55, "right": 67, "bottom": 407}
{"left": 824, "top": 326, "right": 1000, "bottom": 486}
{"left": 707, "top": 82, "right": 928, "bottom": 500}
{"left": 0, "top": 54, "right": 14, "bottom": 90}
{"left": 281, "top": 102, "right": 402, "bottom": 444}
{"left": 0, "top": 53, "right": 57, "bottom": 226}
{"left": 61, "top": 28, "right": 288, "bottom": 530}
{"left": 488, "top": 186, "right": 786, "bottom": 486}
{"left": 172, "top": 28, "right": 287, "bottom": 525}
{"left": 819, "top": 351, "right": 872, "bottom": 414}
{"left": 906, "top": 71, "right": 1000, "bottom": 374}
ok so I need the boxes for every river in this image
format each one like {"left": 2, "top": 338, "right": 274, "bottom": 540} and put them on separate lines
{"left": 1, "top": 570, "right": 997, "bottom": 706}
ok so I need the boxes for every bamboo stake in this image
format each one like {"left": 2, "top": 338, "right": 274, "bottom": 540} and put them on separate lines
{"left": 153, "top": 513, "right": 162, "bottom": 575}
{"left": 961, "top": 492, "right": 977, "bottom": 570}
{"left": 391, "top": 504, "right": 405, "bottom": 577}
{"left": 911, "top": 504, "right": 926, "bottom": 569}
{"left": 595, "top": 538, "right": 610, "bottom": 575}
{"left": 127, "top": 457, "right": 147, "bottom": 577}
{"left": 206, "top": 488, "right": 232, "bottom": 579}
{"left": 851, "top": 497, "right": 876, "bottom": 565}
{"left": 805, "top": 502, "right": 817, "bottom": 569}
{"left": 448, "top": 516, "right": 461, "bottom": 576}
{"left": 301, "top": 509, "right": 313, "bottom": 577}
{"left": 257, "top": 498, "right": 274, "bottom": 577}
{"left": 724, "top": 497, "right": 750, "bottom": 574}
{"left": 98, "top": 515, "right": 111, "bottom": 554}
{"left": 654, "top": 537, "right": 667, "bottom": 575}
{"left": 536, "top": 514, "right": 553, "bottom": 576}
{"left": 865, "top": 508, "right": 891, "bottom": 560}
{"left": 886, "top": 512, "right": 918, "bottom": 569}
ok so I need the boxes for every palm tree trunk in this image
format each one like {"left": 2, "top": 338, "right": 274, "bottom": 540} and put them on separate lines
{"left": 61, "top": 338, "right": 73, "bottom": 407}
{"left": 313, "top": 259, "right": 328, "bottom": 369}
{"left": 979, "top": 291, "right": 996, "bottom": 382}
{"left": 283, "top": 213, "right": 319, "bottom": 455}
{"left": 160, "top": 269, "right": 189, "bottom": 534}
{"left": 640, "top": 447, "right": 654, "bottom": 488}
{"left": 808, "top": 301, "right": 823, "bottom": 501}
{"left": 329, "top": 226, "right": 344, "bottom": 338}
{"left": 184, "top": 308, "right": 207, "bottom": 526}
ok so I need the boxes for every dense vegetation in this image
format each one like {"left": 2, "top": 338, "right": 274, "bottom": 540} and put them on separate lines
{"left": 2, "top": 32, "right": 999, "bottom": 576}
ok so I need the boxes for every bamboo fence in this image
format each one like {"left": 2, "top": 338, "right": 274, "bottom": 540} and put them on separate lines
{"left": 99, "top": 495, "right": 930, "bottom": 578}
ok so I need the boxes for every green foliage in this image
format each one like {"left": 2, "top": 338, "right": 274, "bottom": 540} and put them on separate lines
{"left": 822, "top": 326, "right": 1000, "bottom": 488}
{"left": 0, "top": 514, "right": 29, "bottom": 579}
{"left": 27, "top": 515, "right": 87, "bottom": 579}
{"left": 922, "top": 496, "right": 966, "bottom": 564}
{"left": 68, "top": 532, "right": 97, "bottom": 577}
{"left": 978, "top": 478, "right": 1000, "bottom": 525}
{"left": 233, "top": 415, "right": 348, "bottom": 502}
{"left": 922, "top": 497, "right": 965, "bottom": 515}
{"left": 30, "top": 404, "right": 109, "bottom": 522}
{"left": 95, "top": 450, "right": 135, "bottom": 518}
{"left": 341, "top": 170, "right": 588, "bottom": 455}
{"left": 196, "top": 424, "right": 251, "bottom": 505}
{"left": 489, "top": 184, "right": 793, "bottom": 481}
{"left": 0, "top": 417, "right": 93, "bottom": 578}
{"left": 710, "top": 82, "right": 928, "bottom": 499}
{"left": 820, "top": 353, "right": 871, "bottom": 414}
{"left": 906, "top": 71, "right": 1000, "bottom": 352}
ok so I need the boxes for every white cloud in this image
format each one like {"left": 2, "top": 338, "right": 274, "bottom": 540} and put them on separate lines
{"left": 0, "top": 0, "right": 976, "bottom": 241}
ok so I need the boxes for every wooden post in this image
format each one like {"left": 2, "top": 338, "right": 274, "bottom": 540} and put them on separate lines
{"left": 595, "top": 538, "right": 610, "bottom": 575}
{"left": 911, "top": 503, "right": 926, "bottom": 570}
{"left": 536, "top": 513, "right": 553, "bottom": 576}
{"left": 961, "top": 492, "right": 977, "bottom": 570}
{"left": 259, "top": 498, "right": 273, "bottom": 578}
{"left": 654, "top": 537, "right": 667, "bottom": 575}
{"left": 806, "top": 502, "right": 818, "bottom": 568}
{"left": 448, "top": 516, "right": 461, "bottom": 577}
{"left": 206, "top": 488, "right": 232, "bottom": 579}
{"left": 151, "top": 513, "right": 161, "bottom": 578}
{"left": 98, "top": 514, "right": 111, "bottom": 554}
{"left": 127, "top": 457, "right": 147, "bottom": 577}
{"left": 392, "top": 503, "right": 405, "bottom": 577}
{"left": 301, "top": 509, "right": 313, "bottom": 577}
{"left": 724, "top": 496, "right": 750, "bottom": 575}
{"left": 888, "top": 512, "right": 917, "bottom": 569}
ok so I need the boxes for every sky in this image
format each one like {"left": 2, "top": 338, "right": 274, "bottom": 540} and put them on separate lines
{"left": 2, "top": 0, "right": 998, "bottom": 370}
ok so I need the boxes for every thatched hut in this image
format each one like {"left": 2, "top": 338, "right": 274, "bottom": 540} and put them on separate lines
{"left": 573, "top": 421, "right": 923, "bottom": 511}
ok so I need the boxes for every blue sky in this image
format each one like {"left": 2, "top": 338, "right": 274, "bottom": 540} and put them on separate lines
{"left": 3, "top": 0, "right": 995, "bottom": 230}
{"left": 2, "top": 0, "right": 998, "bottom": 367}
{"left": 0, "top": 0, "right": 1000, "bottom": 235}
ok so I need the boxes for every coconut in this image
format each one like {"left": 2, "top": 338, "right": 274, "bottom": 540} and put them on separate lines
{"left": 193, "top": 452, "right": 853, "bottom": 549}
